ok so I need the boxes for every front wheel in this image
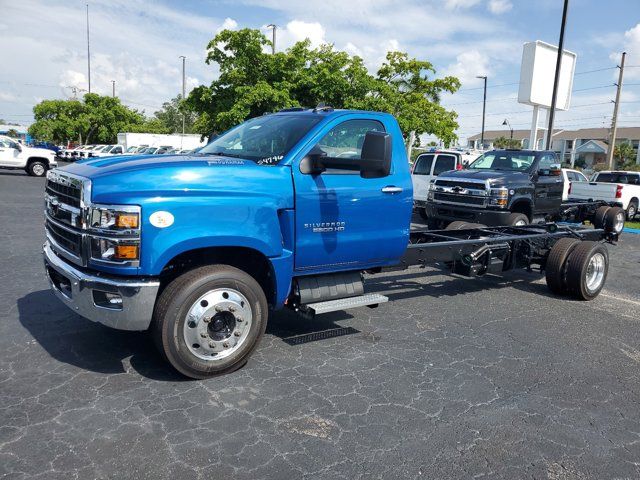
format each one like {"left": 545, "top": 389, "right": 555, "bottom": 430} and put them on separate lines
{"left": 627, "top": 201, "right": 638, "bottom": 220}
{"left": 152, "top": 265, "right": 268, "bottom": 379}
{"left": 27, "top": 161, "right": 47, "bottom": 177}
{"left": 506, "top": 212, "right": 529, "bottom": 226}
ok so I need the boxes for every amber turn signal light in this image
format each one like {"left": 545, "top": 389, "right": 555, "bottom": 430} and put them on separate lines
{"left": 115, "top": 213, "right": 139, "bottom": 229}
{"left": 114, "top": 245, "right": 139, "bottom": 260}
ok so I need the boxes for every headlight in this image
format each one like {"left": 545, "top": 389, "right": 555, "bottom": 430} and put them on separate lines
{"left": 88, "top": 204, "right": 141, "bottom": 264}
{"left": 89, "top": 206, "right": 140, "bottom": 230}
{"left": 489, "top": 187, "right": 509, "bottom": 207}
{"left": 427, "top": 182, "right": 435, "bottom": 201}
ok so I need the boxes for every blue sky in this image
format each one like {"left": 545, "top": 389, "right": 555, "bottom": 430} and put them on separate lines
{"left": 1, "top": 0, "right": 639, "bottom": 142}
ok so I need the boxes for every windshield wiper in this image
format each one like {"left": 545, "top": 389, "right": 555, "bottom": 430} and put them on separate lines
{"left": 202, "top": 151, "right": 243, "bottom": 158}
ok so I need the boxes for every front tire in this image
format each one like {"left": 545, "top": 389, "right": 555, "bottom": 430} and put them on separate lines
{"left": 152, "top": 265, "right": 268, "bottom": 379}
{"left": 27, "top": 161, "right": 47, "bottom": 177}
{"left": 626, "top": 200, "right": 637, "bottom": 220}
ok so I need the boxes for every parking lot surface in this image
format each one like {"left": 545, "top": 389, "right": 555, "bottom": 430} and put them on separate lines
{"left": 1, "top": 169, "right": 640, "bottom": 479}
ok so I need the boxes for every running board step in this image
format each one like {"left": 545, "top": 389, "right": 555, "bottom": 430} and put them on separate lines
{"left": 305, "top": 294, "right": 389, "bottom": 315}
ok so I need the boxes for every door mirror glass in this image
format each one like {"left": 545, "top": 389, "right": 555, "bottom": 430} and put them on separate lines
{"left": 359, "top": 131, "right": 392, "bottom": 178}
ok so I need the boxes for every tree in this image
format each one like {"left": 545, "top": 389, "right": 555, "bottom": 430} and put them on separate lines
{"left": 29, "top": 94, "right": 148, "bottom": 144}
{"left": 153, "top": 95, "right": 197, "bottom": 134}
{"left": 493, "top": 136, "right": 521, "bottom": 149}
{"left": 6, "top": 128, "right": 19, "bottom": 138}
{"left": 186, "top": 28, "right": 461, "bottom": 143}
{"left": 614, "top": 142, "right": 636, "bottom": 168}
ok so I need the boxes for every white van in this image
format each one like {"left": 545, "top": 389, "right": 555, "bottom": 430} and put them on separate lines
{"left": 412, "top": 151, "right": 464, "bottom": 218}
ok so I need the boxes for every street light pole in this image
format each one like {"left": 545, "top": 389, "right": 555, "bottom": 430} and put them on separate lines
{"left": 111, "top": 80, "right": 115, "bottom": 98}
{"left": 86, "top": 4, "right": 91, "bottom": 93}
{"left": 546, "top": 0, "right": 570, "bottom": 151}
{"left": 267, "top": 24, "right": 277, "bottom": 54}
{"left": 179, "top": 55, "right": 186, "bottom": 139}
{"left": 503, "top": 119, "right": 513, "bottom": 140}
{"left": 476, "top": 75, "right": 487, "bottom": 150}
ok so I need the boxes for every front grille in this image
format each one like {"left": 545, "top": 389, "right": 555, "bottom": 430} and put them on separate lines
{"left": 434, "top": 192, "right": 485, "bottom": 206}
{"left": 46, "top": 179, "right": 81, "bottom": 208}
{"left": 435, "top": 179, "right": 487, "bottom": 191}
{"left": 46, "top": 219, "right": 82, "bottom": 255}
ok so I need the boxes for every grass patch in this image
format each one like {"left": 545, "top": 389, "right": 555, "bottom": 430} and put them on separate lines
{"left": 625, "top": 220, "right": 640, "bottom": 229}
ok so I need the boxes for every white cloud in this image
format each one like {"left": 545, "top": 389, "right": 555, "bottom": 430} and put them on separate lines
{"left": 217, "top": 17, "right": 238, "bottom": 33}
{"left": 0, "top": 92, "right": 17, "bottom": 101}
{"left": 444, "top": 0, "right": 481, "bottom": 9}
{"left": 488, "top": 0, "right": 512, "bottom": 14}
{"left": 277, "top": 20, "right": 327, "bottom": 50}
{"left": 443, "top": 50, "right": 490, "bottom": 85}
{"left": 614, "top": 23, "right": 640, "bottom": 79}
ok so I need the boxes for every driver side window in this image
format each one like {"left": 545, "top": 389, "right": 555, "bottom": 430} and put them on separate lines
{"left": 314, "top": 119, "right": 385, "bottom": 166}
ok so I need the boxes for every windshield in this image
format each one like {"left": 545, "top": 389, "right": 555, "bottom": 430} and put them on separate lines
{"left": 469, "top": 151, "right": 536, "bottom": 171}
{"left": 126, "top": 147, "right": 137, "bottom": 152}
{"left": 596, "top": 172, "right": 640, "bottom": 185}
{"left": 199, "top": 114, "right": 323, "bottom": 164}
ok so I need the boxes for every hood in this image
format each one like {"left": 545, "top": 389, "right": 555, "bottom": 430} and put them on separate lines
{"left": 58, "top": 154, "right": 293, "bottom": 206}
{"left": 438, "top": 168, "right": 531, "bottom": 186}
{"left": 25, "top": 145, "right": 55, "bottom": 157}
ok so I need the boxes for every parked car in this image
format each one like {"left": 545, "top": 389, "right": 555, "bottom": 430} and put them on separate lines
{"left": 423, "top": 149, "right": 619, "bottom": 227}
{"left": 32, "top": 141, "right": 60, "bottom": 154}
{"left": 412, "top": 150, "right": 465, "bottom": 219}
{"left": 570, "top": 170, "right": 640, "bottom": 220}
{"left": 43, "top": 109, "right": 623, "bottom": 379}
{"left": 0, "top": 135, "right": 57, "bottom": 176}
{"left": 89, "top": 144, "right": 125, "bottom": 157}
{"left": 561, "top": 168, "right": 589, "bottom": 201}
{"left": 138, "top": 147, "right": 160, "bottom": 155}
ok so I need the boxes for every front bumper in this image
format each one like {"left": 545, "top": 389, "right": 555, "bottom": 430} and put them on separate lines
{"left": 425, "top": 202, "right": 512, "bottom": 226}
{"left": 43, "top": 240, "right": 160, "bottom": 331}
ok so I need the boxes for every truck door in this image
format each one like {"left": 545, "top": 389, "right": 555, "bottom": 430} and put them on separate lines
{"left": 411, "top": 154, "right": 434, "bottom": 201}
{"left": 292, "top": 117, "right": 412, "bottom": 273}
{"left": 534, "top": 153, "right": 564, "bottom": 212}
{"left": 0, "top": 138, "right": 22, "bottom": 167}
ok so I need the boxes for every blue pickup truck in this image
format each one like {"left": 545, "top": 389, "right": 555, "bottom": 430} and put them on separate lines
{"left": 43, "top": 108, "right": 624, "bottom": 378}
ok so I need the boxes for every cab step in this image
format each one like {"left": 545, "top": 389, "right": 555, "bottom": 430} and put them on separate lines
{"left": 304, "top": 293, "right": 389, "bottom": 315}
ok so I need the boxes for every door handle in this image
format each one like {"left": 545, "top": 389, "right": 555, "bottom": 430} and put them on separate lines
{"left": 382, "top": 186, "right": 403, "bottom": 194}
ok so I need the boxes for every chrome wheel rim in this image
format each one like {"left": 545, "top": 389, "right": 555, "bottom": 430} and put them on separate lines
{"left": 183, "top": 288, "right": 253, "bottom": 361}
{"left": 32, "top": 164, "right": 45, "bottom": 176}
{"left": 627, "top": 205, "right": 636, "bottom": 219}
{"left": 613, "top": 211, "right": 625, "bottom": 233}
{"left": 585, "top": 252, "right": 606, "bottom": 293}
{"left": 514, "top": 219, "right": 527, "bottom": 226}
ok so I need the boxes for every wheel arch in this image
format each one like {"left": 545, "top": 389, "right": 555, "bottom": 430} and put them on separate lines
{"left": 158, "top": 246, "right": 278, "bottom": 306}
{"left": 510, "top": 198, "right": 533, "bottom": 220}
{"left": 26, "top": 156, "right": 51, "bottom": 167}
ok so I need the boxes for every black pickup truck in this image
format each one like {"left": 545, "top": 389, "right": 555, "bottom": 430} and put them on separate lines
{"left": 422, "top": 149, "right": 620, "bottom": 228}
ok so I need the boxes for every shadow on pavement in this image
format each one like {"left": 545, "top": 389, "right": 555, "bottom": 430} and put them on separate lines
{"left": 17, "top": 289, "right": 186, "bottom": 382}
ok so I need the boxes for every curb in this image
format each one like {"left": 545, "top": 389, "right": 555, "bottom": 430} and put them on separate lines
{"left": 623, "top": 227, "right": 640, "bottom": 234}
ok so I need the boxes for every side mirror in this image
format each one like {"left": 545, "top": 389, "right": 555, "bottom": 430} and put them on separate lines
{"left": 299, "top": 146, "right": 328, "bottom": 175}
{"left": 359, "top": 131, "right": 392, "bottom": 179}
{"left": 538, "top": 164, "right": 562, "bottom": 176}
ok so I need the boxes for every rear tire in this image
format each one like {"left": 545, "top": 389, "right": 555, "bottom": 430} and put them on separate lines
{"left": 604, "top": 206, "right": 625, "bottom": 235}
{"left": 626, "top": 200, "right": 637, "bottom": 220}
{"left": 27, "top": 160, "right": 47, "bottom": 177}
{"left": 565, "top": 241, "right": 609, "bottom": 300}
{"left": 545, "top": 237, "right": 580, "bottom": 295}
{"left": 592, "top": 206, "right": 610, "bottom": 229}
{"left": 152, "top": 265, "right": 268, "bottom": 379}
{"left": 506, "top": 212, "right": 529, "bottom": 226}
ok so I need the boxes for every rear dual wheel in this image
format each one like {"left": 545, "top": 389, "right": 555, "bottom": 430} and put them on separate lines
{"left": 545, "top": 240, "right": 609, "bottom": 300}
{"left": 593, "top": 206, "right": 625, "bottom": 235}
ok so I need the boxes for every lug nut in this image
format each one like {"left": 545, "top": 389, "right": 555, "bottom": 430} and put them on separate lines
{"left": 209, "top": 342, "right": 216, "bottom": 348}
{"left": 234, "top": 331, "right": 240, "bottom": 337}
{"left": 215, "top": 305, "right": 223, "bottom": 312}
{"left": 236, "top": 317, "right": 243, "bottom": 323}
{"left": 200, "top": 333, "right": 208, "bottom": 339}
{"left": 223, "top": 342, "right": 229, "bottom": 348}
{"left": 203, "top": 316, "right": 211, "bottom": 323}
{"left": 228, "top": 306, "right": 236, "bottom": 312}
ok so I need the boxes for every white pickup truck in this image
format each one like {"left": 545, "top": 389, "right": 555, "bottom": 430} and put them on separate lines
{"left": 569, "top": 170, "right": 640, "bottom": 220}
{"left": 0, "top": 135, "right": 57, "bottom": 176}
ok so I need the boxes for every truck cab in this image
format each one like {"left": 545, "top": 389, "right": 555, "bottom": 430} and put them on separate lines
{"left": 424, "top": 149, "right": 564, "bottom": 227}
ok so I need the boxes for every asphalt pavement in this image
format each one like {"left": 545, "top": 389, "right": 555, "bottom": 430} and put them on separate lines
{"left": 1, "top": 168, "right": 639, "bottom": 479}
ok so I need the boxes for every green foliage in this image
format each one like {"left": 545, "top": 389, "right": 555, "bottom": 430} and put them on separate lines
{"left": 493, "top": 136, "right": 521, "bottom": 149}
{"left": 154, "top": 95, "right": 197, "bottom": 134}
{"left": 187, "top": 28, "right": 461, "bottom": 143}
{"left": 593, "top": 162, "right": 609, "bottom": 172}
{"left": 614, "top": 142, "right": 638, "bottom": 169}
{"left": 5, "top": 128, "right": 19, "bottom": 138}
{"left": 29, "top": 94, "right": 146, "bottom": 144}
